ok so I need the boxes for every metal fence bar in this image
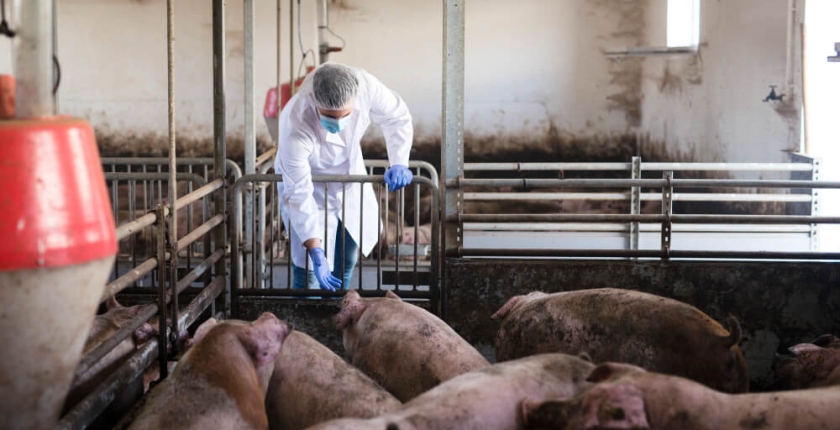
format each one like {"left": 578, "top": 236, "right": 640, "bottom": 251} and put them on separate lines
{"left": 56, "top": 340, "right": 159, "bottom": 430}
{"left": 176, "top": 248, "right": 226, "bottom": 294}
{"left": 234, "top": 288, "right": 433, "bottom": 299}
{"left": 174, "top": 214, "right": 224, "bottom": 253}
{"left": 450, "top": 178, "right": 840, "bottom": 189}
{"left": 463, "top": 162, "right": 814, "bottom": 172}
{"left": 101, "top": 158, "right": 242, "bottom": 181}
{"left": 462, "top": 192, "right": 813, "bottom": 203}
{"left": 100, "top": 258, "right": 158, "bottom": 301}
{"left": 453, "top": 213, "right": 840, "bottom": 224}
{"left": 630, "top": 156, "right": 641, "bottom": 252}
{"left": 72, "top": 304, "right": 159, "bottom": 384}
{"left": 177, "top": 275, "right": 226, "bottom": 331}
{"left": 450, "top": 247, "right": 840, "bottom": 261}
{"left": 462, "top": 222, "right": 814, "bottom": 233}
{"left": 116, "top": 213, "right": 157, "bottom": 241}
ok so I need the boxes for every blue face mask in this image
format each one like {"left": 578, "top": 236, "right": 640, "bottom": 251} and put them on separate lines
{"left": 319, "top": 114, "right": 351, "bottom": 134}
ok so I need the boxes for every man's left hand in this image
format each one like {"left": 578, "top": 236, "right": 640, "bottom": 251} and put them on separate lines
{"left": 384, "top": 165, "right": 413, "bottom": 191}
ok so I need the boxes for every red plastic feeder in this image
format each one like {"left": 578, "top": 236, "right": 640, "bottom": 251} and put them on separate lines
{"left": 0, "top": 116, "right": 117, "bottom": 429}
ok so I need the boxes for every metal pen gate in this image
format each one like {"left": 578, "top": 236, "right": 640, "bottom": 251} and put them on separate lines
{"left": 230, "top": 162, "right": 441, "bottom": 315}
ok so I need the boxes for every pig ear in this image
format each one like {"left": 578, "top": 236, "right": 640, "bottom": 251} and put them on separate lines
{"left": 811, "top": 334, "right": 838, "bottom": 348}
{"left": 519, "top": 398, "right": 579, "bottom": 429}
{"left": 241, "top": 314, "right": 292, "bottom": 367}
{"left": 385, "top": 290, "right": 401, "bottom": 300}
{"left": 721, "top": 315, "right": 742, "bottom": 348}
{"left": 491, "top": 295, "right": 523, "bottom": 320}
{"left": 582, "top": 384, "right": 650, "bottom": 429}
{"left": 333, "top": 296, "right": 367, "bottom": 330}
{"left": 106, "top": 295, "right": 123, "bottom": 310}
{"left": 191, "top": 317, "right": 219, "bottom": 345}
{"left": 586, "top": 363, "right": 645, "bottom": 383}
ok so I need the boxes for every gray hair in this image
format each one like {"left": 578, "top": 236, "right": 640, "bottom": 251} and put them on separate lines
{"left": 312, "top": 63, "right": 359, "bottom": 110}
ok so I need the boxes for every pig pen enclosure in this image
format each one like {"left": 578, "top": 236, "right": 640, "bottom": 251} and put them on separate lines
{"left": 60, "top": 148, "right": 840, "bottom": 429}
{"left": 48, "top": 0, "right": 840, "bottom": 428}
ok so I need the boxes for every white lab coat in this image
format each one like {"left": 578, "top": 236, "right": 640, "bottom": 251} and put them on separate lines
{"left": 273, "top": 65, "right": 413, "bottom": 271}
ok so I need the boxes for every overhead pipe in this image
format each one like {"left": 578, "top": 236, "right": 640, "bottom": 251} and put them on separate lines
{"left": 316, "top": 0, "right": 342, "bottom": 63}
{"left": 13, "top": 0, "right": 53, "bottom": 117}
{"left": 212, "top": 0, "right": 227, "bottom": 317}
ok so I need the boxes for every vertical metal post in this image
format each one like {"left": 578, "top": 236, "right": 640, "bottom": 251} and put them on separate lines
{"left": 213, "top": 0, "right": 228, "bottom": 317}
{"left": 51, "top": 0, "right": 58, "bottom": 113}
{"left": 810, "top": 158, "right": 821, "bottom": 251}
{"left": 244, "top": 0, "right": 256, "bottom": 291}
{"left": 630, "top": 156, "right": 641, "bottom": 253}
{"left": 12, "top": 0, "right": 54, "bottom": 118}
{"left": 289, "top": 0, "right": 295, "bottom": 95}
{"left": 166, "top": 0, "right": 179, "bottom": 345}
{"left": 316, "top": 0, "right": 329, "bottom": 63}
{"left": 155, "top": 205, "right": 168, "bottom": 380}
{"left": 441, "top": 0, "right": 465, "bottom": 319}
{"left": 277, "top": 0, "right": 282, "bottom": 105}
{"left": 257, "top": 184, "right": 267, "bottom": 288}
{"left": 660, "top": 171, "right": 673, "bottom": 260}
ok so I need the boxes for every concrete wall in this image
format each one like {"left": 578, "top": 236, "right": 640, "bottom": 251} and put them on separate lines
{"left": 639, "top": 0, "right": 803, "bottom": 164}
{"left": 444, "top": 259, "right": 840, "bottom": 391}
{"left": 1, "top": 1, "right": 801, "bottom": 164}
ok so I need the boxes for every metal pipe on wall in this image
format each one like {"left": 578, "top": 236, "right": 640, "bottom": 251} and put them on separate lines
{"left": 277, "top": 0, "right": 282, "bottom": 113}
{"left": 244, "top": 0, "right": 255, "bottom": 178}
{"left": 784, "top": 0, "right": 798, "bottom": 97}
{"left": 51, "top": 0, "right": 57, "bottom": 113}
{"left": 442, "top": 0, "right": 466, "bottom": 321}
{"left": 316, "top": 0, "right": 328, "bottom": 63}
{"left": 289, "top": 0, "right": 295, "bottom": 95}
{"left": 12, "top": 0, "right": 54, "bottom": 117}
{"left": 166, "top": 0, "right": 179, "bottom": 347}
{"left": 212, "top": 0, "right": 227, "bottom": 317}
{"left": 244, "top": 0, "right": 256, "bottom": 293}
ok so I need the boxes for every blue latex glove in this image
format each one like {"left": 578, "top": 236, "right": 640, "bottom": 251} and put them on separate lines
{"left": 310, "top": 247, "right": 341, "bottom": 292}
{"left": 384, "top": 165, "right": 413, "bottom": 191}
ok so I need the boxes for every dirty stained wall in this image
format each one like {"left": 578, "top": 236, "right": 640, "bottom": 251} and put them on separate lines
{"left": 0, "top": 0, "right": 801, "bottom": 166}
{"left": 639, "top": 0, "right": 803, "bottom": 166}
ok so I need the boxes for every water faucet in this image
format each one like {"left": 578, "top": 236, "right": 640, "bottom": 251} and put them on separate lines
{"left": 763, "top": 85, "right": 785, "bottom": 103}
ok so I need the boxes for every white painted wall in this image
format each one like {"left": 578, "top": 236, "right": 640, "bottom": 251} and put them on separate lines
{"left": 640, "top": 0, "right": 802, "bottom": 164}
{"left": 0, "top": 0, "right": 803, "bottom": 164}
{"left": 804, "top": 0, "right": 840, "bottom": 251}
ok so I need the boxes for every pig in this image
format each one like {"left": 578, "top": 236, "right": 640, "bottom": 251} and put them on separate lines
{"left": 400, "top": 223, "right": 432, "bottom": 246}
{"left": 333, "top": 290, "right": 490, "bottom": 401}
{"left": 265, "top": 331, "right": 401, "bottom": 430}
{"left": 63, "top": 297, "right": 158, "bottom": 416}
{"left": 492, "top": 288, "right": 749, "bottom": 393}
{"left": 773, "top": 334, "right": 840, "bottom": 390}
{"left": 305, "top": 353, "right": 595, "bottom": 430}
{"left": 521, "top": 362, "right": 840, "bottom": 430}
{"left": 127, "top": 313, "right": 293, "bottom": 430}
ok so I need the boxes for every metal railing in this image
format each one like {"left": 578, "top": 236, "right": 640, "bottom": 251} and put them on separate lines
{"left": 230, "top": 170, "right": 441, "bottom": 314}
{"left": 103, "top": 158, "right": 240, "bottom": 280}
{"left": 59, "top": 175, "right": 229, "bottom": 430}
{"left": 451, "top": 156, "right": 840, "bottom": 260}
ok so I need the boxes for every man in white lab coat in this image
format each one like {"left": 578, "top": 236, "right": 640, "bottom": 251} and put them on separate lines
{"left": 274, "top": 62, "right": 414, "bottom": 292}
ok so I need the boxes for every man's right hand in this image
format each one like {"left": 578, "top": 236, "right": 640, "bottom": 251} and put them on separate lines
{"left": 310, "top": 247, "right": 341, "bottom": 292}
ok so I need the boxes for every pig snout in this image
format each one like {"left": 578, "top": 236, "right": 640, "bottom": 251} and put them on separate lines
{"left": 132, "top": 323, "right": 158, "bottom": 345}
{"left": 401, "top": 231, "right": 414, "bottom": 245}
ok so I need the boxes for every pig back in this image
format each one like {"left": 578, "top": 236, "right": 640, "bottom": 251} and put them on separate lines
{"left": 266, "top": 331, "right": 401, "bottom": 430}
{"left": 494, "top": 288, "right": 748, "bottom": 393}
{"left": 346, "top": 297, "right": 490, "bottom": 401}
